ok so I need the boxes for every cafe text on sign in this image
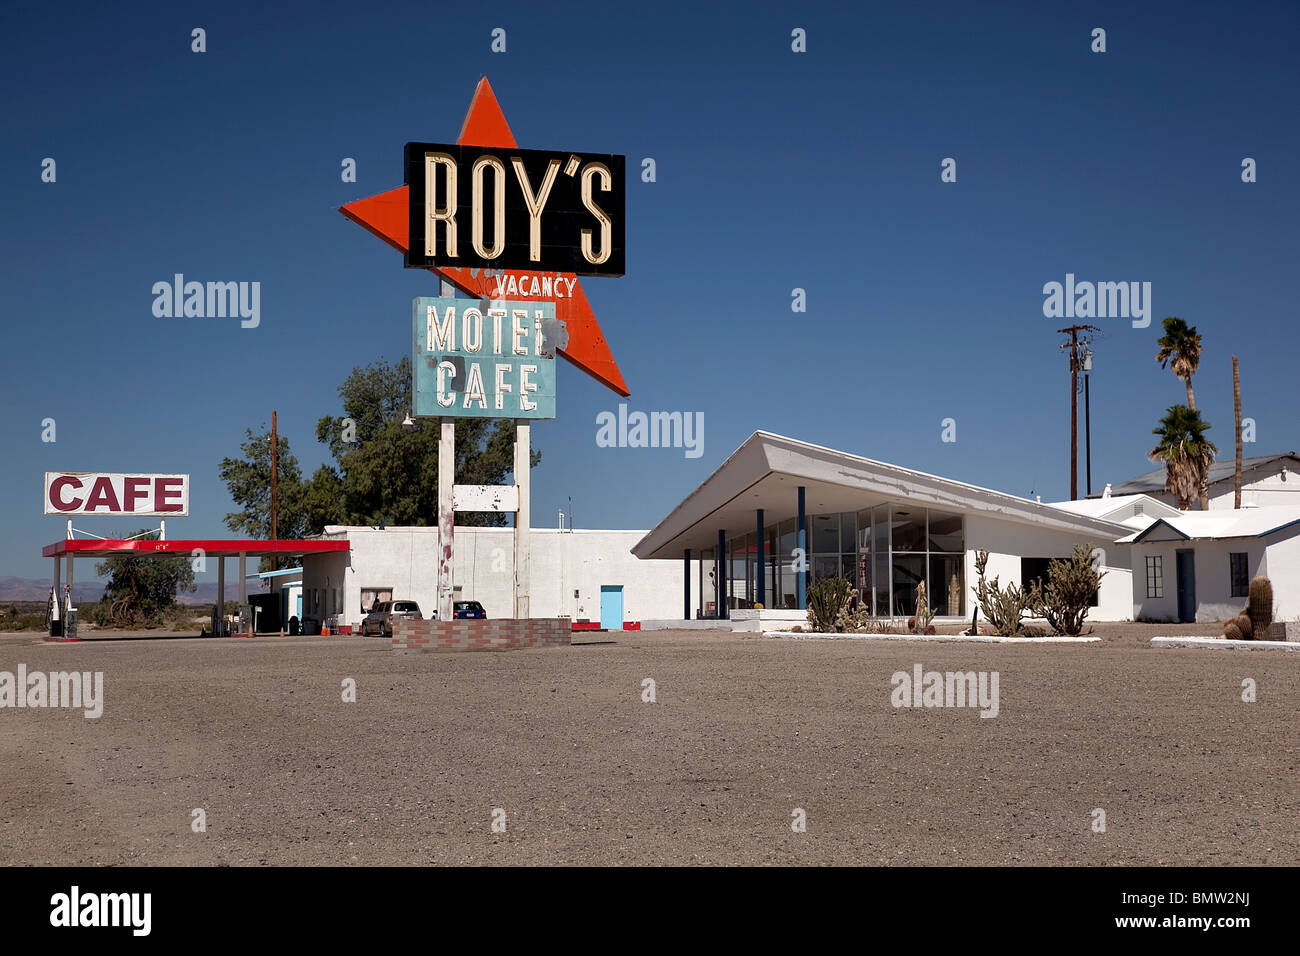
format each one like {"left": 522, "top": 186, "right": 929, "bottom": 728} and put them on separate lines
{"left": 44, "top": 473, "right": 190, "bottom": 516}
{"left": 404, "top": 143, "right": 625, "bottom": 277}
{"left": 412, "top": 297, "right": 557, "bottom": 420}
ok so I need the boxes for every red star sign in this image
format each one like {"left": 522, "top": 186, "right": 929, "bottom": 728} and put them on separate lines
{"left": 339, "top": 77, "right": 630, "bottom": 398}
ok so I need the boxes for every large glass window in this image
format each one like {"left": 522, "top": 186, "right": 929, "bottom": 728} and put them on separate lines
{"left": 872, "top": 504, "right": 890, "bottom": 617}
{"left": 929, "top": 554, "right": 964, "bottom": 616}
{"left": 892, "top": 555, "right": 925, "bottom": 615}
{"left": 811, "top": 514, "right": 839, "bottom": 554}
{"left": 891, "top": 507, "right": 926, "bottom": 552}
{"left": 927, "top": 510, "right": 963, "bottom": 553}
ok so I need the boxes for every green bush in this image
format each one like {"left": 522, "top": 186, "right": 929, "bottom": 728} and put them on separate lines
{"left": 807, "top": 577, "right": 855, "bottom": 632}
{"left": 972, "top": 551, "right": 1031, "bottom": 636}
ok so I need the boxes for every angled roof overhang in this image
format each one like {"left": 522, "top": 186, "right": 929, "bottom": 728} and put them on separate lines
{"left": 633, "top": 431, "right": 1131, "bottom": 559}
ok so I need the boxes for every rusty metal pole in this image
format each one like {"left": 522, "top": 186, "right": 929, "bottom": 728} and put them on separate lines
{"left": 270, "top": 410, "right": 278, "bottom": 574}
{"left": 514, "top": 420, "right": 531, "bottom": 619}
{"left": 1233, "top": 355, "right": 1243, "bottom": 509}
{"left": 438, "top": 420, "right": 455, "bottom": 622}
{"left": 1069, "top": 329, "right": 1078, "bottom": 500}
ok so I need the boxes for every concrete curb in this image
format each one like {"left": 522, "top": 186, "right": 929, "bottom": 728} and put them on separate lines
{"left": 1150, "top": 637, "right": 1300, "bottom": 652}
{"left": 764, "top": 631, "right": 1100, "bottom": 644}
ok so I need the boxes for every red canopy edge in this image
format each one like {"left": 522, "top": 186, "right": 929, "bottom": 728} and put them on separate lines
{"left": 42, "top": 539, "right": 350, "bottom": 558}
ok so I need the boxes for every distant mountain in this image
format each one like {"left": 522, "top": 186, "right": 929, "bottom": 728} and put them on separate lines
{"left": 0, "top": 577, "right": 267, "bottom": 605}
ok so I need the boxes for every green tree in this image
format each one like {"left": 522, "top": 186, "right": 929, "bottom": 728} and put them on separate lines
{"left": 1155, "top": 316, "right": 1203, "bottom": 411}
{"left": 313, "top": 356, "right": 537, "bottom": 527}
{"left": 218, "top": 426, "right": 307, "bottom": 539}
{"left": 96, "top": 530, "right": 196, "bottom": 626}
{"left": 1150, "top": 405, "right": 1217, "bottom": 510}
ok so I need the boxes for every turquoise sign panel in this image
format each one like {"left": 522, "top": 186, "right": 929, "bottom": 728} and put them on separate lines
{"left": 412, "top": 297, "right": 557, "bottom": 419}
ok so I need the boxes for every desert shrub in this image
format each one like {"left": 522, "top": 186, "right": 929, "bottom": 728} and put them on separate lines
{"left": 1247, "top": 576, "right": 1273, "bottom": 634}
{"left": 913, "top": 581, "right": 935, "bottom": 633}
{"left": 807, "top": 577, "right": 855, "bottom": 632}
{"left": 1027, "top": 544, "right": 1107, "bottom": 636}
{"left": 972, "top": 551, "right": 1032, "bottom": 636}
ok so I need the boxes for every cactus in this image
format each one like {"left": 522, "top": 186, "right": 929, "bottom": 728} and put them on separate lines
{"left": 1223, "top": 621, "right": 1243, "bottom": 641}
{"left": 1247, "top": 576, "right": 1273, "bottom": 634}
{"left": 914, "top": 581, "right": 935, "bottom": 633}
{"left": 1234, "top": 612, "right": 1253, "bottom": 640}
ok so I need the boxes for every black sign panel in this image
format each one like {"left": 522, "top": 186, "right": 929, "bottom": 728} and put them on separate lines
{"left": 404, "top": 142, "right": 625, "bottom": 277}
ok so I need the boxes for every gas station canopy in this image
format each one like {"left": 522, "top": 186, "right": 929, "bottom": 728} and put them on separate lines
{"left": 42, "top": 539, "right": 349, "bottom": 558}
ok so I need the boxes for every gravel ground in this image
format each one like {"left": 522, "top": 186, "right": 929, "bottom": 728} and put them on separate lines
{"left": 0, "top": 622, "right": 1296, "bottom": 866}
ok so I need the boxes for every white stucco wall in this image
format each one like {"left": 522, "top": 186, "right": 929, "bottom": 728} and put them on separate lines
{"left": 300, "top": 527, "right": 699, "bottom": 626}
{"left": 1130, "top": 527, "right": 1300, "bottom": 623}
{"left": 1147, "top": 463, "right": 1300, "bottom": 510}
{"left": 964, "top": 514, "right": 1134, "bottom": 622}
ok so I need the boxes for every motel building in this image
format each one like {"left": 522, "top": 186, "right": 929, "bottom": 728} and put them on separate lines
{"left": 282, "top": 433, "right": 1300, "bottom": 633}
{"left": 627, "top": 432, "right": 1300, "bottom": 629}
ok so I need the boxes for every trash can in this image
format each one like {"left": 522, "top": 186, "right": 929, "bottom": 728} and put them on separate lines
{"left": 288, "top": 615, "right": 300, "bottom": 636}
{"left": 303, "top": 617, "right": 321, "bottom": 636}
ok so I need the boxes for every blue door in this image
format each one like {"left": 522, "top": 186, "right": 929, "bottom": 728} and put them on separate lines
{"left": 600, "top": 585, "right": 624, "bottom": 630}
{"left": 1176, "top": 549, "right": 1196, "bottom": 623}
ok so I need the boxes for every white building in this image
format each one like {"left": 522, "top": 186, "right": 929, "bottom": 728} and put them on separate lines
{"left": 300, "top": 526, "right": 699, "bottom": 631}
{"left": 1100, "top": 452, "right": 1300, "bottom": 510}
{"left": 633, "top": 431, "right": 1300, "bottom": 629}
{"left": 1119, "top": 507, "right": 1300, "bottom": 623}
{"left": 294, "top": 433, "right": 1299, "bottom": 634}
{"left": 632, "top": 431, "right": 1137, "bottom": 627}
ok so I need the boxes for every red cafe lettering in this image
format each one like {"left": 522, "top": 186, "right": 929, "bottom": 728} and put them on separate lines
{"left": 43, "top": 473, "right": 190, "bottom": 516}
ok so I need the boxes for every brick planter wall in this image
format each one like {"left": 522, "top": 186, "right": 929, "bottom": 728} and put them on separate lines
{"left": 393, "top": 617, "right": 571, "bottom": 652}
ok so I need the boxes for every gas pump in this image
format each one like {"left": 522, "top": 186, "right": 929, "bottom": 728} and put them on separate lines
{"left": 46, "top": 586, "right": 61, "bottom": 637}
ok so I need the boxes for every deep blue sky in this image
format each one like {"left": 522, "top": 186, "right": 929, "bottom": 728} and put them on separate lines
{"left": 2, "top": 0, "right": 1297, "bottom": 580}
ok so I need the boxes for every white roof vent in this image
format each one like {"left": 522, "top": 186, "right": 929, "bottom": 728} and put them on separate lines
{"left": 1102, "top": 483, "right": 1112, "bottom": 499}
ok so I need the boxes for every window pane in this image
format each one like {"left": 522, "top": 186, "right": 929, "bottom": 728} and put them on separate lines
{"left": 811, "top": 514, "right": 839, "bottom": 554}
{"left": 814, "top": 556, "right": 840, "bottom": 583}
{"left": 840, "top": 512, "right": 856, "bottom": 552}
{"left": 927, "top": 510, "right": 963, "bottom": 553}
{"left": 929, "top": 554, "right": 964, "bottom": 616}
{"left": 855, "top": 551, "right": 871, "bottom": 604}
{"left": 856, "top": 508, "right": 872, "bottom": 554}
{"left": 779, "top": 520, "right": 796, "bottom": 567}
{"left": 892, "top": 555, "right": 926, "bottom": 615}
{"left": 892, "top": 507, "right": 925, "bottom": 552}
{"left": 1230, "top": 553, "right": 1248, "bottom": 598}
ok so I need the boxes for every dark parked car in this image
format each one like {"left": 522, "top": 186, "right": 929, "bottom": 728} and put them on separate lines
{"left": 453, "top": 600, "right": 486, "bottom": 619}
{"left": 361, "top": 600, "right": 424, "bottom": 636}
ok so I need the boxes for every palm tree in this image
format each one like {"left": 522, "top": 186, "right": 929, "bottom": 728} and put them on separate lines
{"left": 1150, "top": 405, "right": 1217, "bottom": 510}
{"left": 1155, "top": 317, "right": 1203, "bottom": 410}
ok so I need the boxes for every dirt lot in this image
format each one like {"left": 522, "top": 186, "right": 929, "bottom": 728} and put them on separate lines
{"left": 1, "top": 623, "right": 1296, "bottom": 866}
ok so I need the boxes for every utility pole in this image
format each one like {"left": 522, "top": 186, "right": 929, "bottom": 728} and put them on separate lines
{"left": 1233, "top": 355, "right": 1243, "bottom": 509}
{"left": 1058, "top": 325, "right": 1100, "bottom": 500}
{"left": 270, "top": 410, "right": 279, "bottom": 573}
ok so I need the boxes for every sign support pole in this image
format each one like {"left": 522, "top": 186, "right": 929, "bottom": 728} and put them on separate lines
{"left": 514, "top": 420, "right": 530, "bottom": 619}
{"left": 438, "top": 420, "right": 455, "bottom": 621}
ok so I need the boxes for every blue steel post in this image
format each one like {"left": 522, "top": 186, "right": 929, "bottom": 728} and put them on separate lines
{"left": 717, "top": 529, "right": 727, "bottom": 619}
{"left": 797, "top": 486, "right": 807, "bottom": 610}
{"left": 755, "top": 509, "right": 765, "bottom": 609}
{"left": 684, "top": 549, "right": 691, "bottom": 620}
